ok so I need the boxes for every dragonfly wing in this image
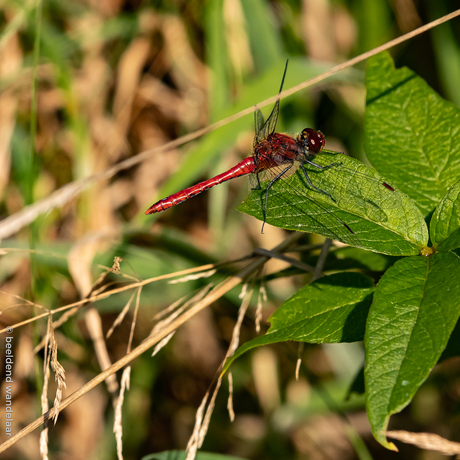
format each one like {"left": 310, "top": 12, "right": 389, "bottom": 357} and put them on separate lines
{"left": 250, "top": 163, "right": 362, "bottom": 246}
{"left": 303, "top": 154, "right": 390, "bottom": 223}
{"left": 264, "top": 99, "right": 280, "bottom": 137}
{"left": 253, "top": 61, "right": 288, "bottom": 144}
{"left": 254, "top": 108, "right": 265, "bottom": 147}
{"left": 253, "top": 99, "right": 280, "bottom": 143}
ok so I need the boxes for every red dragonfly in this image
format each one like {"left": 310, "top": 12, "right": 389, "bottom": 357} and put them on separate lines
{"left": 146, "top": 61, "right": 394, "bottom": 240}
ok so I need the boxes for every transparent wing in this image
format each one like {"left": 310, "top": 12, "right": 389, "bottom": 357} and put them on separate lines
{"left": 246, "top": 161, "right": 360, "bottom": 245}
{"left": 259, "top": 99, "right": 280, "bottom": 140}
{"left": 244, "top": 155, "right": 405, "bottom": 247}
{"left": 253, "top": 60, "right": 288, "bottom": 145}
{"left": 253, "top": 108, "right": 265, "bottom": 147}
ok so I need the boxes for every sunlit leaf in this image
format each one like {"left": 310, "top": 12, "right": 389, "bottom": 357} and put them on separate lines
{"left": 430, "top": 179, "right": 460, "bottom": 252}
{"left": 365, "top": 52, "right": 460, "bottom": 216}
{"left": 365, "top": 253, "right": 460, "bottom": 449}
{"left": 238, "top": 153, "right": 428, "bottom": 255}
{"left": 223, "top": 273, "right": 374, "bottom": 372}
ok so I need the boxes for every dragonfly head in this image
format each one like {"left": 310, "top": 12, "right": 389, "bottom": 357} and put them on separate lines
{"left": 299, "top": 128, "right": 325, "bottom": 154}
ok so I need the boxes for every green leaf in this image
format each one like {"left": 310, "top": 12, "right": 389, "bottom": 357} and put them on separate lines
{"left": 142, "top": 451, "right": 247, "bottom": 460}
{"left": 238, "top": 153, "right": 428, "bottom": 256}
{"left": 269, "top": 272, "right": 374, "bottom": 342}
{"left": 223, "top": 272, "right": 374, "bottom": 372}
{"left": 365, "top": 252, "right": 460, "bottom": 449}
{"left": 365, "top": 52, "right": 460, "bottom": 217}
{"left": 430, "top": 179, "right": 460, "bottom": 252}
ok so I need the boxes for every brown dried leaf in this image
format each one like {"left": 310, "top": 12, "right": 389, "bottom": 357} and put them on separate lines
{"left": 0, "top": 95, "right": 16, "bottom": 197}
{"left": 302, "top": 0, "right": 337, "bottom": 61}
{"left": 85, "top": 307, "right": 119, "bottom": 395}
{"left": 113, "top": 37, "right": 151, "bottom": 136}
{"left": 68, "top": 231, "right": 120, "bottom": 395}
{"left": 0, "top": 30, "right": 21, "bottom": 197}
{"left": 91, "top": 116, "right": 130, "bottom": 163}
{"left": 161, "top": 15, "right": 206, "bottom": 93}
{"left": 68, "top": 228, "right": 119, "bottom": 298}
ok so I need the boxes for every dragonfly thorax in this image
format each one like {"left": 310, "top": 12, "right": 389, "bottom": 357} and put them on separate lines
{"left": 253, "top": 133, "right": 301, "bottom": 170}
{"left": 253, "top": 129, "right": 325, "bottom": 170}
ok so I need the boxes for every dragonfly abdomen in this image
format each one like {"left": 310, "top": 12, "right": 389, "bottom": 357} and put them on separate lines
{"left": 145, "top": 157, "right": 258, "bottom": 215}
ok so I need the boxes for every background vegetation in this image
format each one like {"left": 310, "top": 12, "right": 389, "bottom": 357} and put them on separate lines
{"left": 0, "top": 1, "right": 459, "bottom": 459}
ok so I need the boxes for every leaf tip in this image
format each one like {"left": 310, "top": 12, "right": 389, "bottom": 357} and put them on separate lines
{"left": 377, "top": 432, "right": 399, "bottom": 451}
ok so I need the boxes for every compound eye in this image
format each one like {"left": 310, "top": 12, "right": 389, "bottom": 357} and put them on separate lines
{"left": 301, "top": 128, "right": 325, "bottom": 153}
{"left": 316, "top": 131, "right": 326, "bottom": 150}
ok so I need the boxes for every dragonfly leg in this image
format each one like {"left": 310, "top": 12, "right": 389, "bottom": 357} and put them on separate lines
{"left": 304, "top": 158, "right": 342, "bottom": 170}
{"left": 299, "top": 163, "right": 335, "bottom": 202}
{"left": 261, "top": 164, "right": 292, "bottom": 233}
{"left": 252, "top": 172, "right": 262, "bottom": 191}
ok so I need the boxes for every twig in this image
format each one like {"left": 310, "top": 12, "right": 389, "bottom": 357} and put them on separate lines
{"left": 253, "top": 248, "right": 314, "bottom": 273}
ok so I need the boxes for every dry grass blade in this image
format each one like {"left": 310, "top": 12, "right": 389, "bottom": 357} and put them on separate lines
{"left": 0, "top": 291, "right": 47, "bottom": 314}
{"left": 85, "top": 307, "right": 118, "bottom": 395}
{"left": 186, "top": 377, "right": 223, "bottom": 460}
{"left": 106, "top": 291, "right": 136, "bottom": 339}
{"left": 40, "top": 315, "right": 52, "bottom": 460}
{"left": 185, "top": 280, "right": 256, "bottom": 460}
{"left": 151, "top": 332, "right": 175, "bottom": 357}
{"left": 35, "top": 256, "right": 131, "bottom": 355}
{"left": 0, "top": 92, "right": 17, "bottom": 195}
{"left": 114, "top": 366, "right": 131, "bottom": 460}
{"left": 168, "top": 269, "right": 217, "bottom": 284}
{"left": 386, "top": 430, "right": 460, "bottom": 455}
{"left": 0, "top": 11, "right": 458, "bottom": 240}
{"left": 0, "top": 233, "right": 300, "bottom": 453}
{"left": 227, "top": 372, "right": 234, "bottom": 422}
{"left": 114, "top": 331, "right": 175, "bottom": 459}
{"left": 126, "top": 288, "right": 141, "bottom": 353}
{"left": 255, "top": 283, "right": 267, "bottom": 333}
{"left": 228, "top": 283, "right": 254, "bottom": 357}
{"left": 47, "top": 321, "right": 66, "bottom": 425}
{"left": 185, "top": 389, "right": 208, "bottom": 460}
{"left": 0, "top": 263, "right": 216, "bottom": 334}
{"left": 150, "top": 284, "right": 213, "bottom": 337}
{"left": 296, "top": 342, "right": 305, "bottom": 381}
{"left": 152, "top": 294, "right": 190, "bottom": 322}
